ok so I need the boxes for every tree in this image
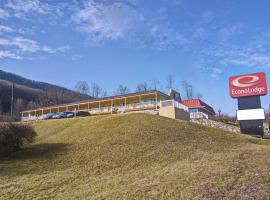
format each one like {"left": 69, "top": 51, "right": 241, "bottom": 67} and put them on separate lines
{"left": 75, "top": 81, "right": 89, "bottom": 95}
{"left": 151, "top": 78, "right": 161, "bottom": 90}
{"left": 27, "top": 101, "right": 39, "bottom": 110}
{"left": 14, "top": 98, "right": 25, "bottom": 119}
{"left": 114, "top": 85, "right": 130, "bottom": 95}
{"left": 136, "top": 82, "right": 149, "bottom": 92}
{"left": 101, "top": 91, "right": 108, "bottom": 98}
{"left": 196, "top": 92, "right": 203, "bottom": 99}
{"left": 166, "top": 75, "right": 174, "bottom": 91}
{"left": 182, "top": 81, "right": 194, "bottom": 99}
{"left": 90, "top": 82, "right": 102, "bottom": 98}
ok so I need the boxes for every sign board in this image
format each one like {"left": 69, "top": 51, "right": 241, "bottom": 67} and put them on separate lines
{"left": 237, "top": 109, "right": 265, "bottom": 120}
{"left": 229, "top": 72, "right": 267, "bottom": 98}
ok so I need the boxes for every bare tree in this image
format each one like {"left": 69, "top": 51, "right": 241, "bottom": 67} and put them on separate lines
{"left": 136, "top": 82, "right": 149, "bottom": 92}
{"left": 75, "top": 81, "right": 89, "bottom": 95}
{"left": 27, "top": 101, "right": 39, "bottom": 110}
{"left": 266, "top": 104, "right": 270, "bottom": 121}
{"left": 151, "top": 78, "right": 161, "bottom": 90}
{"left": 90, "top": 82, "right": 102, "bottom": 98}
{"left": 196, "top": 92, "right": 203, "bottom": 99}
{"left": 14, "top": 98, "right": 25, "bottom": 119}
{"left": 166, "top": 75, "right": 174, "bottom": 90}
{"left": 182, "top": 81, "right": 194, "bottom": 99}
{"left": 114, "top": 85, "right": 130, "bottom": 95}
{"left": 101, "top": 91, "right": 108, "bottom": 98}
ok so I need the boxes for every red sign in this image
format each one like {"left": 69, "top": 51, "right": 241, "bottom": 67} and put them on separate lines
{"left": 229, "top": 72, "right": 268, "bottom": 98}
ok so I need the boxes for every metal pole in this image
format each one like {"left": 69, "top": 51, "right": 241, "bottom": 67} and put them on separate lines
{"left": 10, "top": 82, "right": 14, "bottom": 120}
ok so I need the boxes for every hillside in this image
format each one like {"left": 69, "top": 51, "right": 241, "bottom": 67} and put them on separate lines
{"left": 1, "top": 114, "right": 270, "bottom": 199}
{"left": 0, "top": 70, "right": 91, "bottom": 118}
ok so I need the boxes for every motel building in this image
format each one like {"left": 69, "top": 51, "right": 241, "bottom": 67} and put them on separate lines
{"left": 181, "top": 99, "right": 216, "bottom": 119}
{"left": 21, "top": 89, "right": 215, "bottom": 122}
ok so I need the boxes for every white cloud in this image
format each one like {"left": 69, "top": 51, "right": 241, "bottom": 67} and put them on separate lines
{"left": 209, "top": 67, "right": 223, "bottom": 79}
{"left": 72, "top": 1, "right": 144, "bottom": 42}
{"left": 6, "top": 0, "right": 50, "bottom": 16}
{"left": 0, "top": 8, "right": 10, "bottom": 19}
{"left": 0, "top": 37, "right": 70, "bottom": 60}
{"left": 0, "top": 37, "right": 39, "bottom": 52}
{"left": 0, "top": 50, "right": 21, "bottom": 59}
{"left": 143, "top": 25, "right": 188, "bottom": 50}
{"left": 219, "top": 24, "right": 246, "bottom": 40}
{"left": 0, "top": 25, "right": 15, "bottom": 34}
{"left": 5, "top": 0, "right": 64, "bottom": 19}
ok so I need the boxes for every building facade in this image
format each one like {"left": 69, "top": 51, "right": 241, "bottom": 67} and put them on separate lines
{"left": 181, "top": 99, "right": 215, "bottom": 119}
{"left": 21, "top": 90, "right": 190, "bottom": 121}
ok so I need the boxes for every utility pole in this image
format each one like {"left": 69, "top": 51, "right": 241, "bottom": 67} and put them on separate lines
{"left": 218, "top": 109, "right": 221, "bottom": 119}
{"left": 10, "top": 82, "right": 14, "bottom": 120}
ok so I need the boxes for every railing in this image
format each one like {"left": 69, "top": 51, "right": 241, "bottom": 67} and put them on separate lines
{"left": 190, "top": 112, "right": 209, "bottom": 119}
{"left": 160, "top": 100, "right": 189, "bottom": 111}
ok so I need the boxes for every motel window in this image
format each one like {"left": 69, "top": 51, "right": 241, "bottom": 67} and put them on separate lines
{"left": 189, "top": 108, "right": 198, "bottom": 113}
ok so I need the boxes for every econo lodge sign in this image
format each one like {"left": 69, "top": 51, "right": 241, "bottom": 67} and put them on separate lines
{"left": 229, "top": 72, "right": 268, "bottom": 98}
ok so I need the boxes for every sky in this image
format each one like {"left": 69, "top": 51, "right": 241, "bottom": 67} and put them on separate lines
{"left": 0, "top": 0, "right": 269, "bottom": 115}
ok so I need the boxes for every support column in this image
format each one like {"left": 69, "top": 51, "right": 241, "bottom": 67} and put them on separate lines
{"left": 139, "top": 95, "right": 141, "bottom": 109}
{"left": 125, "top": 97, "right": 127, "bottom": 112}
{"left": 155, "top": 92, "right": 158, "bottom": 110}
{"left": 99, "top": 101, "right": 101, "bottom": 114}
{"left": 111, "top": 100, "right": 113, "bottom": 114}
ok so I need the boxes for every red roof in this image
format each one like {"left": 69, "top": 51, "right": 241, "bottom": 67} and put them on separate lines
{"left": 181, "top": 99, "right": 215, "bottom": 115}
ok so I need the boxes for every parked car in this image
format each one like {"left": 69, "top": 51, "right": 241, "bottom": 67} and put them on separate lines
{"left": 52, "top": 112, "right": 67, "bottom": 119}
{"left": 65, "top": 111, "right": 75, "bottom": 118}
{"left": 75, "top": 111, "right": 90, "bottom": 117}
{"left": 43, "top": 113, "right": 54, "bottom": 120}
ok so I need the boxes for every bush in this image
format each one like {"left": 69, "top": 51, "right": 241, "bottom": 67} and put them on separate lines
{"left": 0, "top": 123, "right": 37, "bottom": 156}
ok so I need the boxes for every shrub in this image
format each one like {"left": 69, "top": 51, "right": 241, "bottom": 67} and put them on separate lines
{"left": 0, "top": 123, "right": 37, "bottom": 156}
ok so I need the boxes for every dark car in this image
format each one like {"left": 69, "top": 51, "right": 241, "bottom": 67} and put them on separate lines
{"left": 75, "top": 111, "right": 90, "bottom": 117}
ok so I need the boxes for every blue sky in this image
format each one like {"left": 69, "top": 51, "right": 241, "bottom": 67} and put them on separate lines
{"left": 0, "top": 0, "right": 269, "bottom": 115}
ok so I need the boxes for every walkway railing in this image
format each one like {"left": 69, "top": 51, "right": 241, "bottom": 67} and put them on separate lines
{"left": 160, "top": 100, "right": 189, "bottom": 111}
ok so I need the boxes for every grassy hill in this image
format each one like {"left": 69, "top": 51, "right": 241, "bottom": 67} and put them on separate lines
{"left": 1, "top": 114, "right": 270, "bottom": 199}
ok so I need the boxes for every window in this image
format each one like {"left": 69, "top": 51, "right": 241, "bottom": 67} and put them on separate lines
{"left": 189, "top": 108, "right": 198, "bottom": 113}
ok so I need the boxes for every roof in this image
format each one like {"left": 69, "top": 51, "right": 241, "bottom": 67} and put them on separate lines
{"left": 181, "top": 99, "right": 215, "bottom": 115}
{"left": 22, "top": 90, "right": 170, "bottom": 113}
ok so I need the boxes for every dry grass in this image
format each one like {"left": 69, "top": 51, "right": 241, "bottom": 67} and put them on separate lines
{"left": 0, "top": 113, "right": 270, "bottom": 199}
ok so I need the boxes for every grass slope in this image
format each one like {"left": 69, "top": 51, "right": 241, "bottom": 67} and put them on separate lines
{"left": 1, "top": 114, "right": 270, "bottom": 199}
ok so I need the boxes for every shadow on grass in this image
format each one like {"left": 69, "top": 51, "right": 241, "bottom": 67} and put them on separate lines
{"left": 1, "top": 143, "right": 70, "bottom": 160}
{"left": 0, "top": 143, "right": 71, "bottom": 177}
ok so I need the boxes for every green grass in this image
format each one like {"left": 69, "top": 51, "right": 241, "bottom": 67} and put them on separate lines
{"left": 1, "top": 113, "right": 270, "bottom": 199}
